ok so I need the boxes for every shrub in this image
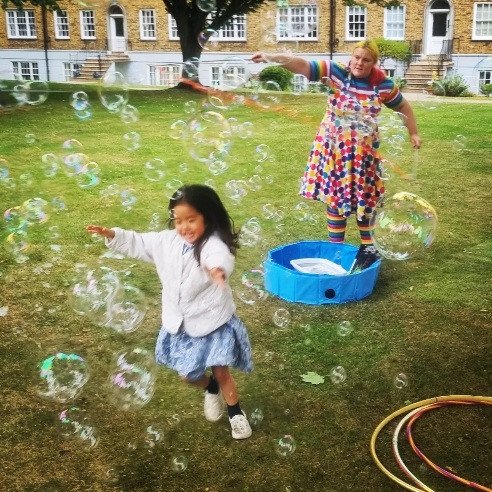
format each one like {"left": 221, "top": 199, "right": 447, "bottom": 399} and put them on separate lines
{"left": 258, "top": 65, "right": 293, "bottom": 91}
{"left": 391, "top": 77, "right": 407, "bottom": 90}
{"left": 431, "top": 74, "right": 471, "bottom": 97}
{"left": 479, "top": 83, "right": 492, "bottom": 97}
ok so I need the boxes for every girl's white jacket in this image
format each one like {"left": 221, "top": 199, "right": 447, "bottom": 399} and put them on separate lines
{"left": 106, "top": 228, "right": 236, "bottom": 337}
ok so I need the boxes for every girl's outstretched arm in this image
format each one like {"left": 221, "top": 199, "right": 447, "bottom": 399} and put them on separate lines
{"left": 86, "top": 225, "right": 115, "bottom": 239}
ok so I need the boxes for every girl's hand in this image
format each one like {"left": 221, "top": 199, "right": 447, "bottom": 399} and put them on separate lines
{"left": 208, "top": 267, "right": 226, "bottom": 286}
{"left": 86, "top": 225, "right": 115, "bottom": 239}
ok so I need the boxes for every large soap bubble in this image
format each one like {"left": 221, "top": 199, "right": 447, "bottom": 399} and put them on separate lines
{"left": 372, "top": 192, "right": 437, "bottom": 260}
{"left": 105, "top": 283, "right": 148, "bottom": 334}
{"left": 57, "top": 406, "right": 99, "bottom": 449}
{"left": 108, "top": 348, "right": 156, "bottom": 410}
{"left": 98, "top": 71, "right": 129, "bottom": 113}
{"left": 38, "top": 353, "right": 89, "bottom": 402}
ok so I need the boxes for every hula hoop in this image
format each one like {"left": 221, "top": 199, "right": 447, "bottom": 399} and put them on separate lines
{"left": 370, "top": 395, "right": 492, "bottom": 492}
{"left": 405, "top": 401, "right": 492, "bottom": 491}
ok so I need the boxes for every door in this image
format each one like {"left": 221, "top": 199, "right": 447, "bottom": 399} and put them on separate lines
{"left": 424, "top": 0, "right": 451, "bottom": 55}
{"left": 109, "top": 5, "right": 126, "bottom": 52}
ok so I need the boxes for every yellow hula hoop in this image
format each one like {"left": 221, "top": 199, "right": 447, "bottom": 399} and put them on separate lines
{"left": 370, "top": 395, "right": 492, "bottom": 492}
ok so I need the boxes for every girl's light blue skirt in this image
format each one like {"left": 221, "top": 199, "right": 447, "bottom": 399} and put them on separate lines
{"left": 155, "top": 314, "right": 253, "bottom": 381}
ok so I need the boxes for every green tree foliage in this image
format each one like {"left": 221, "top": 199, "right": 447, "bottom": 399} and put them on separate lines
{"left": 373, "top": 37, "right": 412, "bottom": 64}
{"left": 258, "top": 65, "right": 293, "bottom": 91}
{"left": 1, "top": 0, "right": 60, "bottom": 10}
{"left": 432, "top": 74, "right": 471, "bottom": 97}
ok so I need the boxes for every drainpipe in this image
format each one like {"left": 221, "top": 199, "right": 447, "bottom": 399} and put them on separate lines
{"left": 329, "top": 0, "right": 336, "bottom": 60}
{"left": 41, "top": 4, "right": 50, "bottom": 81}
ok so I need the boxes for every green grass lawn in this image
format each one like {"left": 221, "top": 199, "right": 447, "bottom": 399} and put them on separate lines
{"left": 1, "top": 83, "right": 491, "bottom": 492}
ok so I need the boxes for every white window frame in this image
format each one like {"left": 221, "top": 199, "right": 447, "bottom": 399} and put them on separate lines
{"left": 479, "top": 70, "right": 492, "bottom": 86}
{"left": 473, "top": 3, "right": 492, "bottom": 40}
{"left": 12, "top": 61, "right": 39, "bottom": 80}
{"left": 277, "top": 5, "right": 318, "bottom": 40}
{"left": 139, "top": 9, "right": 156, "bottom": 40}
{"left": 346, "top": 6, "right": 367, "bottom": 41}
{"left": 54, "top": 10, "right": 70, "bottom": 39}
{"left": 6, "top": 9, "right": 37, "bottom": 39}
{"left": 168, "top": 14, "right": 246, "bottom": 41}
{"left": 210, "top": 64, "right": 247, "bottom": 88}
{"left": 80, "top": 10, "right": 96, "bottom": 40}
{"left": 148, "top": 64, "right": 181, "bottom": 86}
{"left": 384, "top": 5, "right": 405, "bottom": 40}
{"left": 63, "top": 62, "right": 82, "bottom": 80}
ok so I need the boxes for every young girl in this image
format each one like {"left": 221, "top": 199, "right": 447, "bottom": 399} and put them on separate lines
{"left": 86, "top": 184, "right": 253, "bottom": 440}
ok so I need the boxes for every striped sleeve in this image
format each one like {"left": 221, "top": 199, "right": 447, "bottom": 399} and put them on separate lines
{"left": 379, "top": 78, "right": 403, "bottom": 108}
{"left": 308, "top": 60, "right": 329, "bottom": 82}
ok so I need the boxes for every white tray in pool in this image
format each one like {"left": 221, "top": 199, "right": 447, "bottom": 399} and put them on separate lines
{"left": 290, "top": 258, "right": 348, "bottom": 276}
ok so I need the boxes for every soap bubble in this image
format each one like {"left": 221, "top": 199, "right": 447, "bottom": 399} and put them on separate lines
{"left": 394, "top": 372, "right": 408, "bottom": 389}
{"left": 144, "top": 158, "right": 166, "bottom": 182}
{"left": 273, "top": 308, "right": 290, "bottom": 329}
{"left": 98, "top": 71, "right": 129, "bottom": 113}
{"left": 21, "top": 197, "right": 49, "bottom": 225}
{"left": 123, "top": 131, "right": 141, "bottom": 151}
{"left": 105, "top": 283, "right": 148, "bottom": 334}
{"left": 183, "top": 100, "right": 197, "bottom": 114}
{"left": 62, "top": 152, "right": 89, "bottom": 177}
{"left": 197, "top": 0, "right": 215, "bottom": 11}
{"left": 20, "top": 80, "right": 49, "bottom": 105}
{"left": 169, "top": 120, "right": 188, "bottom": 140}
{"left": 170, "top": 454, "right": 188, "bottom": 473}
{"left": 19, "top": 173, "right": 33, "bottom": 187}
{"left": 329, "top": 365, "right": 347, "bottom": 384}
{"left": 68, "top": 267, "right": 121, "bottom": 324}
{"left": 25, "top": 133, "right": 36, "bottom": 144}
{"left": 238, "top": 121, "right": 254, "bottom": 139}
{"left": 120, "top": 189, "right": 137, "bottom": 211}
{"left": 254, "top": 144, "right": 271, "bottom": 163}
{"left": 75, "top": 161, "right": 100, "bottom": 189}
{"left": 71, "top": 91, "right": 90, "bottom": 110}
{"left": 275, "top": 435, "right": 296, "bottom": 456}
{"left": 4, "top": 206, "right": 28, "bottom": 233}
{"left": 372, "top": 192, "right": 438, "bottom": 261}
{"left": 120, "top": 104, "right": 140, "bottom": 124}
{"left": 453, "top": 134, "right": 468, "bottom": 152}
{"left": 225, "top": 180, "right": 248, "bottom": 204}
{"left": 108, "top": 348, "right": 156, "bottom": 410}
{"left": 144, "top": 425, "right": 164, "bottom": 449}
{"left": 337, "top": 320, "right": 353, "bottom": 337}
{"left": 38, "top": 352, "right": 89, "bottom": 402}
{"left": 57, "top": 406, "right": 99, "bottom": 449}
{"left": 250, "top": 407, "right": 264, "bottom": 427}
{"left": 41, "top": 153, "right": 60, "bottom": 177}
{"left": 183, "top": 58, "right": 199, "bottom": 79}
{"left": 197, "top": 28, "right": 218, "bottom": 49}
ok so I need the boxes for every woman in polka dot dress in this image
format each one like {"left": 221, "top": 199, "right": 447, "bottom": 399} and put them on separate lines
{"left": 252, "top": 40, "right": 421, "bottom": 249}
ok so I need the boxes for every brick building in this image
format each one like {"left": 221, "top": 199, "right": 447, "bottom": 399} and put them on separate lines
{"left": 0, "top": 0, "right": 491, "bottom": 93}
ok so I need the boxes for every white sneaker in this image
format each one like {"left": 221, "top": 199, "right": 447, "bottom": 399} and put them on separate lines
{"left": 229, "top": 411, "right": 252, "bottom": 440}
{"left": 204, "top": 391, "right": 224, "bottom": 422}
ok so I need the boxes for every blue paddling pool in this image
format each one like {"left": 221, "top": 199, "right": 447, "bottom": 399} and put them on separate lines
{"left": 264, "top": 241, "right": 381, "bottom": 305}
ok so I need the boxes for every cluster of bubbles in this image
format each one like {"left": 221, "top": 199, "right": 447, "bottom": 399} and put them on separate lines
{"left": 372, "top": 192, "right": 438, "bottom": 261}
{"left": 39, "top": 139, "right": 101, "bottom": 189}
{"left": 69, "top": 265, "right": 147, "bottom": 333}
{"left": 99, "top": 184, "right": 137, "bottom": 212}
{"left": 3, "top": 196, "right": 52, "bottom": 263}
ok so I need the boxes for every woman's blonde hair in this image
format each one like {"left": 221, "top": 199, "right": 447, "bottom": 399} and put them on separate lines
{"left": 353, "top": 40, "right": 379, "bottom": 63}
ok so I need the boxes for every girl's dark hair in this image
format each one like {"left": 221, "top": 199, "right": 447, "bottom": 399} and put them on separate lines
{"left": 167, "top": 184, "right": 239, "bottom": 264}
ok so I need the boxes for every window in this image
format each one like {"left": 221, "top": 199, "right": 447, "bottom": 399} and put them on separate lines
{"left": 80, "top": 10, "right": 96, "bottom": 39}
{"left": 63, "top": 62, "right": 82, "bottom": 80}
{"left": 384, "top": 5, "right": 405, "bottom": 40}
{"left": 278, "top": 6, "right": 318, "bottom": 40}
{"left": 168, "top": 14, "right": 246, "bottom": 41}
{"left": 479, "top": 70, "right": 492, "bottom": 86}
{"left": 210, "top": 64, "right": 246, "bottom": 88}
{"left": 385, "top": 68, "right": 396, "bottom": 78}
{"left": 54, "top": 10, "right": 69, "bottom": 39}
{"left": 148, "top": 65, "right": 181, "bottom": 86}
{"left": 140, "top": 9, "right": 156, "bottom": 39}
{"left": 6, "top": 9, "right": 36, "bottom": 38}
{"left": 346, "top": 6, "right": 366, "bottom": 40}
{"left": 292, "top": 74, "right": 309, "bottom": 92}
{"left": 12, "top": 61, "right": 39, "bottom": 80}
{"left": 473, "top": 3, "right": 492, "bottom": 40}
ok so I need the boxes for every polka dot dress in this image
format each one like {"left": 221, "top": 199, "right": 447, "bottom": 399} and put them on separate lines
{"left": 300, "top": 84, "right": 385, "bottom": 221}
